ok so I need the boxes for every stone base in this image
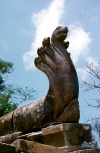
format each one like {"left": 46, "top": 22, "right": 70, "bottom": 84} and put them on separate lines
{"left": 0, "top": 139, "right": 100, "bottom": 153}
{"left": 12, "top": 139, "right": 68, "bottom": 153}
{"left": 42, "top": 123, "right": 92, "bottom": 152}
{"left": 0, "top": 123, "right": 100, "bottom": 153}
{"left": 11, "top": 139, "right": 100, "bottom": 153}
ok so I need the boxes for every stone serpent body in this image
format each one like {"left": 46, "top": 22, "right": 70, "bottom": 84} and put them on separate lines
{"left": 0, "top": 26, "right": 80, "bottom": 135}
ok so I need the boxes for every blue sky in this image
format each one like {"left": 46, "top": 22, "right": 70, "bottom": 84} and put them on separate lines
{"left": 0, "top": 0, "right": 100, "bottom": 123}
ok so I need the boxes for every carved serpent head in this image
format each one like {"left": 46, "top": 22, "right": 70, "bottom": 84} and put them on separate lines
{"left": 34, "top": 26, "right": 71, "bottom": 76}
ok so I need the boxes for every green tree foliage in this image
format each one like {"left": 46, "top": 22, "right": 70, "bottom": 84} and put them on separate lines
{"left": 0, "top": 59, "right": 36, "bottom": 117}
{"left": 0, "top": 59, "right": 13, "bottom": 92}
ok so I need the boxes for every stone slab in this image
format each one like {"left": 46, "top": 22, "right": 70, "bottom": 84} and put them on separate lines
{"left": 27, "top": 131, "right": 42, "bottom": 143}
{"left": 11, "top": 139, "right": 100, "bottom": 153}
{"left": 12, "top": 139, "right": 67, "bottom": 153}
{"left": 0, "top": 142, "right": 15, "bottom": 153}
{"left": 42, "top": 123, "right": 92, "bottom": 135}
{"left": 0, "top": 140, "right": 100, "bottom": 153}
{"left": 17, "top": 131, "right": 42, "bottom": 143}
{"left": 71, "top": 149, "right": 100, "bottom": 153}
{"left": 42, "top": 123, "right": 92, "bottom": 151}
{"left": 16, "top": 133, "right": 30, "bottom": 140}
{"left": 0, "top": 131, "right": 22, "bottom": 144}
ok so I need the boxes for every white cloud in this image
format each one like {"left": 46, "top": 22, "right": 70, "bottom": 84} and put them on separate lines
{"left": 67, "top": 26, "right": 98, "bottom": 82}
{"left": 23, "top": 0, "right": 65, "bottom": 70}
{"left": 68, "top": 25, "right": 92, "bottom": 64}
{"left": 23, "top": 0, "right": 93, "bottom": 71}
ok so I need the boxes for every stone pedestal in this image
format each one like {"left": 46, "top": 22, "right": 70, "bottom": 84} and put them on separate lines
{"left": 42, "top": 123, "right": 92, "bottom": 152}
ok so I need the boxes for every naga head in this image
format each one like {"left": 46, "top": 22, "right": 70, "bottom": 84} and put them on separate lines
{"left": 51, "top": 26, "right": 68, "bottom": 42}
{"left": 34, "top": 26, "right": 70, "bottom": 76}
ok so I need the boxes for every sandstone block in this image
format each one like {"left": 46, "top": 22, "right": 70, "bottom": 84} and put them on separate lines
{"left": 12, "top": 139, "right": 67, "bottom": 153}
{"left": 17, "top": 131, "right": 42, "bottom": 143}
{"left": 27, "top": 131, "right": 42, "bottom": 143}
{"left": 71, "top": 149, "right": 100, "bottom": 153}
{"left": 0, "top": 131, "right": 22, "bottom": 144}
{"left": 42, "top": 123, "right": 92, "bottom": 151}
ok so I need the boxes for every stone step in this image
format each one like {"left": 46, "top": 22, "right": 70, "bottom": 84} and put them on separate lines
{"left": 0, "top": 139, "right": 100, "bottom": 153}
{"left": 11, "top": 139, "right": 68, "bottom": 153}
{"left": 0, "top": 132, "right": 22, "bottom": 144}
{"left": 17, "top": 131, "right": 42, "bottom": 143}
{"left": 42, "top": 123, "right": 92, "bottom": 152}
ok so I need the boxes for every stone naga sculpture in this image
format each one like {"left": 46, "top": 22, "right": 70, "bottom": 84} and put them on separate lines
{"left": 0, "top": 26, "right": 80, "bottom": 135}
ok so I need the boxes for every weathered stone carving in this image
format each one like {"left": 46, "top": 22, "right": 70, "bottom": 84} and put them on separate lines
{"left": 0, "top": 26, "right": 80, "bottom": 135}
{"left": 34, "top": 26, "right": 80, "bottom": 123}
